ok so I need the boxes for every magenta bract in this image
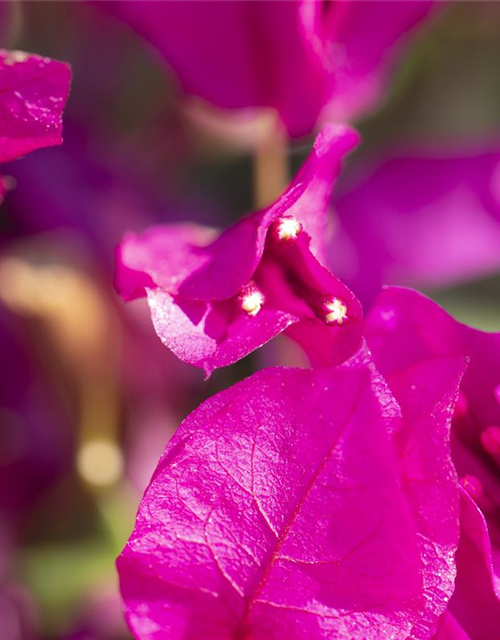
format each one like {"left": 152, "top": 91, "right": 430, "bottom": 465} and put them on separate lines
{"left": 0, "top": 50, "right": 71, "bottom": 163}
{"left": 432, "top": 611, "right": 471, "bottom": 640}
{"left": 115, "top": 125, "right": 363, "bottom": 375}
{"left": 445, "top": 489, "right": 500, "bottom": 638}
{"left": 118, "top": 354, "right": 464, "bottom": 640}
{"left": 104, "top": 0, "right": 435, "bottom": 137}
{"left": 331, "top": 150, "right": 500, "bottom": 304}
{"left": 365, "top": 286, "right": 500, "bottom": 637}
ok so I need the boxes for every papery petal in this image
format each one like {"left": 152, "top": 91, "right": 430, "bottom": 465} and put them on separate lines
{"left": 0, "top": 50, "right": 71, "bottom": 163}
{"left": 274, "top": 232, "right": 363, "bottom": 368}
{"left": 118, "top": 355, "right": 462, "bottom": 640}
{"left": 115, "top": 223, "right": 218, "bottom": 301}
{"left": 365, "top": 286, "right": 500, "bottom": 512}
{"left": 332, "top": 152, "right": 500, "bottom": 304}
{"left": 386, "top": 357, "right": 465, "bottom": 638}
{"left": 365, "top": 287, "right": 500, "bottom": 442}
{"left": 102, "top": 1, "right": 434, "bottom": 137}
{"left": 103, "top": 0, "right": 325, "bottom": 138}
{"left": 351, "top": 344, "right": 465, "bottom": 639}
{"left": 285, "top": 125, "right": 360, "bottom": 263}
{"left": 146, "top": 289, "right": 297, "bottom": 377}
{"left": 432, "top": 612, "right": 471, "bottom": 640}
{"left": 304, "top": 0, "right": 436, "bottom": 123}
{"left": 365, "top": 286, "right": 500, "bottom": 626}
{"left": 447, "top": 489, "right": 500, "bottom": 638}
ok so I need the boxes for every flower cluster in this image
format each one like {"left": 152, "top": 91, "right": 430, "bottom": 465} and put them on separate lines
{"left": 107, "top": 3, "right": 500, "bottom": 639}
{"left": 116, "top": 131, "right": 500, "bottom": 637}
{"left": 2, "top": 2, "right": 499, "bottom": 640}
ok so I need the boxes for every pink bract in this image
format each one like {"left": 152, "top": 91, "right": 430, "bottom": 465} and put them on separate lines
{"left": 103, "top": 0, "right": 435, "bottom": 137}
{"left": 444, "top": 489, "right": 500, "bottom": 638}
{"left": 115, "top": 125, "right": 363, "bottom": 376}
{"left": 118, "top": 354, "right": 464, "bottom": 640}
{"left": 365, "top": 286, "right": 500, "bottom": 638}
{"left": 331, "top": 150, "right": 500, "bottom": 304}
{"left": 0, "top": 49, "right": 71, "bottom": 163}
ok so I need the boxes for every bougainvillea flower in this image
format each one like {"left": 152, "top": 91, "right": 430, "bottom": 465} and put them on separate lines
{"left": 331, "top": 149, "right": 500, "bottom": 305}
{"left": 365, "top": 286, "right": 500, "bottom": 635}
{"left": 103, "top": 0, "right": 435, "bottom": 137}
{"left": 115, "top": 125, "right": 363, "bottom": 375}
{"left": 118, "top": 353, "right": 464, "bottom": 640}
{"left": 0, "top": 49, "right": 71, "bottom": 164}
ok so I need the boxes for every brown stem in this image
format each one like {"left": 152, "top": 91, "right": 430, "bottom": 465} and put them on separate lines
{"left": 253, "top": 114, "right": 289, "bottom": 209}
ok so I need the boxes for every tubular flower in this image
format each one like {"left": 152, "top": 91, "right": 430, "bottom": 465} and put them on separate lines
{"left": 115, "top": 125, "right": 363, "bottom": 376}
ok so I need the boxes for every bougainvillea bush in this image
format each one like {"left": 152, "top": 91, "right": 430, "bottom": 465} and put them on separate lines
{"left": 1, "top": 2, "right": 500, "bottom": 640}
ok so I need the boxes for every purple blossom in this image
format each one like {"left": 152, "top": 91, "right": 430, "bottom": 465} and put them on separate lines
{"left": 1, "top": 4, "right": 498, "bottom": 640}
{"left": 118, "top": 352, "right": 464, "bottom": 640}
{"left": 365, "top": 286, "right": 500, "bottom": 638}
{"left": 115, "top": 125, "right": 363, "bottom": 375}
{"left": 331, "top": 150, "right": 500, "bottom": 304}
{"left": 0, "top": 49, "right": 71, "bottom": 164}
{"left": 103, "top": 0, "right": 435, "bottom": 137}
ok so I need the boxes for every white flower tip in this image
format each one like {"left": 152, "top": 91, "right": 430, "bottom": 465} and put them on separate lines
{"left": 239, "top": 283, "right": 265, "bottom": 317}
{"left": 272, "top": 216, "right": 303, "bottom": 243}
{"left": 322, "top": 296, "right": 348, "bottom": 325}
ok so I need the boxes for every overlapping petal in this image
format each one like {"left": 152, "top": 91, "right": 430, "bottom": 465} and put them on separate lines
{"left": 118, "top": 353, "right": 464, "bottom": 640}
{"left": 332, "top": 151, "right": 500, "bottom": 304}
{"left": 445, "top": 489, "right": 500, "bottom": 638}
{"left": 103, "top": 0, "right": 435, "bottom": 137}
{"left": 116, "top": 125, "right": 363, "bottom": 375}
{"left": 0, "top": 49, "right": 71, "bottom": 163}
{"left": 365, "top": 286, "right": 500, "bottom": 634}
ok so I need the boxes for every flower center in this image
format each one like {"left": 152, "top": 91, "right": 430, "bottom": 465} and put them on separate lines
{"left": 239, "top": 283, "right": 265, "bottom": 317}
{"left": 271, "top": 216, "right": 303, "bottom": 244}
{"left": 320, "top": 296, "right": 348, "bottom": 325}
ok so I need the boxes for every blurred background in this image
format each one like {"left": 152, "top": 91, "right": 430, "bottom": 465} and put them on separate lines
{"left": 0, "top": 2, "right": 499, "bottom": 639}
